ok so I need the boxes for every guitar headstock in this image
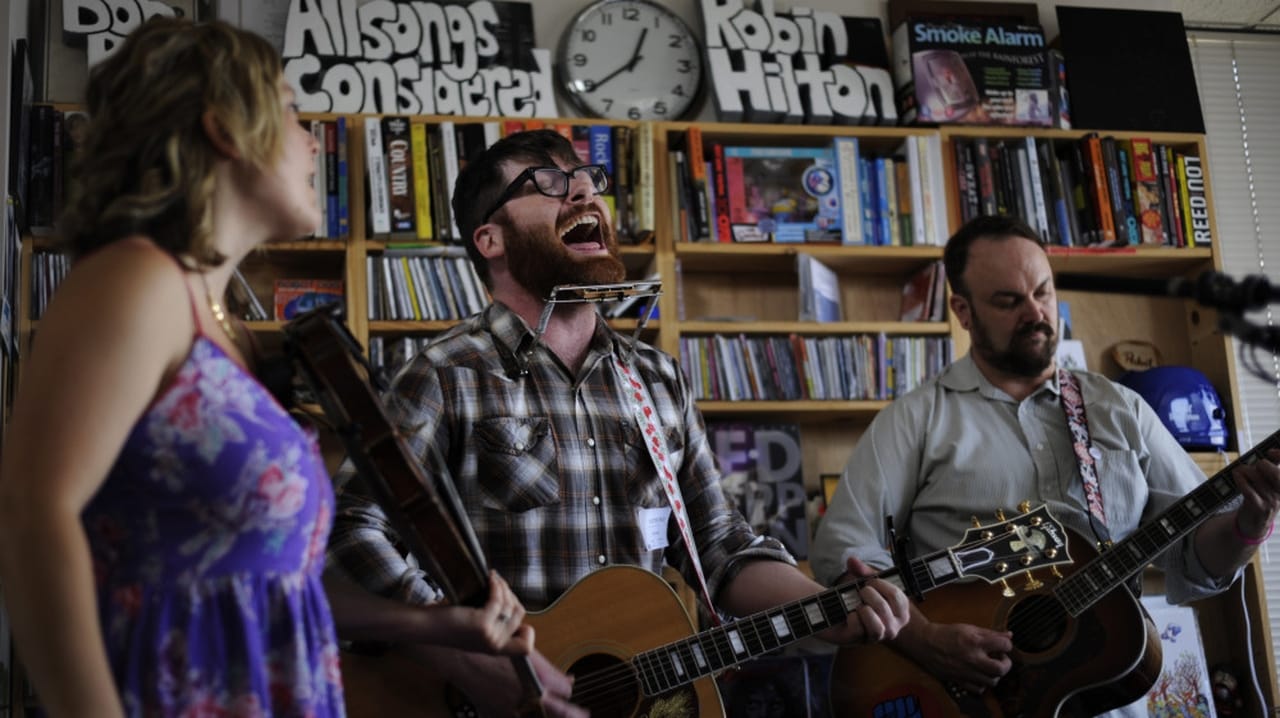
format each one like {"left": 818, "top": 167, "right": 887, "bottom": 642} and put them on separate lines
{"left": 951, "top": 503, "right": 1072, "bottom": 585}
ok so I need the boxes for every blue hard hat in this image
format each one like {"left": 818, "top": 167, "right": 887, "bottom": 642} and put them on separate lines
{"left": 1118, "top": 367, "right": 1229, "bottom": 450}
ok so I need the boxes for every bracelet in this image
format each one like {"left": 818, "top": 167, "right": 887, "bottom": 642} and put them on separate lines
{"left": 1233, "top": 514, "right": 1274, "bottom": 545}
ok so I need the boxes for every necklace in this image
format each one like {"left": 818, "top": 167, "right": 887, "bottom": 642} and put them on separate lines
{"left": 199, "top": 272, "right": 237, "bottom": 339}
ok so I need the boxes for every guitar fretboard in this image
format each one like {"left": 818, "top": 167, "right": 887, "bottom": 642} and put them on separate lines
{"left": 631, "top": 548, "right": 951, "bottom": 696}
{"left": 1054, "top": 429, "right": 1280, "bottom": 616}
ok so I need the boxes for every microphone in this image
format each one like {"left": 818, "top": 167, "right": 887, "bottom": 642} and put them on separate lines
{"left": 1055, "top": 271, "right": 1280, "bottom": 314}
{"left": 1054, "top": 273, "right": 1188, "bottom": 298}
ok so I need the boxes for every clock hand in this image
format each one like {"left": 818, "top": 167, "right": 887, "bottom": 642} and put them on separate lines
{"left": 588, "top": 27, "right": 648, "bottom": 93}
{"left": 624, "top": 27, "right": 649, "bottom": 71}
{"left": 589, "top": 62, "right": 634, "bottom": 93}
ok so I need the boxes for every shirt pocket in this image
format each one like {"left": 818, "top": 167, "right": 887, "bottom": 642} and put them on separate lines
{"left": 621, "top": 419, "right": 685, "bottom": 509}
{"left": 472, "top": 417, "right": 560, "bottom": 512}
{"left": 1092, "top": 446, "right": 1146, "bottom": 537}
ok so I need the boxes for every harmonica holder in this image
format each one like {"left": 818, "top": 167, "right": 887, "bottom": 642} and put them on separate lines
{"left": 516, "top": 280, "right": 663, "bottom": 375}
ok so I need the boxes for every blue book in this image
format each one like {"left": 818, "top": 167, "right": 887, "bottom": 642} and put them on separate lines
{"left": 859, "top": 157, "right": 876, "bottom": 245}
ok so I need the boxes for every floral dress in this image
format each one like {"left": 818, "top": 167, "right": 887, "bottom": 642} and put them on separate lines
{"left": 82, "top": 336, "right": 345, "bottom": 717}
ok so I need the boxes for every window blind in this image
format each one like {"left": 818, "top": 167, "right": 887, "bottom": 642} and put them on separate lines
{"left": 1187, "top": 29, "right": 1280, "bottom": 695}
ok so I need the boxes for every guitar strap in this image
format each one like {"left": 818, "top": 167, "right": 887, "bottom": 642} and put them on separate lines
{"left": 1058, "top": 368, "right": 1113, "bottom": 548}
{"left": 612, "top": 356, "right": 722, "bottom": 625}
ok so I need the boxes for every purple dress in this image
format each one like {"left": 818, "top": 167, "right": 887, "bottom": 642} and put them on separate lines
{"left": 82, "top": 335, "right": 345, "bottom": 717}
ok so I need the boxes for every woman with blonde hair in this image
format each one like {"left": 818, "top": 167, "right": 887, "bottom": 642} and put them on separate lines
{"left": 0, "top": 16, "right": 573, "bottom": 717}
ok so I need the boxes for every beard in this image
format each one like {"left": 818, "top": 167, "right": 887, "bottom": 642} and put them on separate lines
{"left": 971, "top": 310, "right": 1058, "bottom": 378}
{"left": 502, "top": 211, "right": 625, "bottom": 301}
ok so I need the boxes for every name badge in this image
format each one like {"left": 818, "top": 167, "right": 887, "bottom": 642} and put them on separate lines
{"left": 638, "top": 506, "right": 672, "bottom": 551}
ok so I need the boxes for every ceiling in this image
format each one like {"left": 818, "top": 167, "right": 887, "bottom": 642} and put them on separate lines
{"left": 1171, "top": 0, "right": 1280, "bottom": 29}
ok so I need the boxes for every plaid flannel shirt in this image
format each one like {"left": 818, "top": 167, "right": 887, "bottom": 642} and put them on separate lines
{"left": 327, "top": 301, "right": 793, "bottom": 610}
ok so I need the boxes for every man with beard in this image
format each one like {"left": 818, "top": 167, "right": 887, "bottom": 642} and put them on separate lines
{"left": 327, "top": 130, "right": 910, "bottom": 716}
{"left": 810, "top": 215, "right": 1280, "bottom": 715}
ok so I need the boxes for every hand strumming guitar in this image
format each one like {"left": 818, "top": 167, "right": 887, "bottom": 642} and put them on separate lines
{"left": 891, "top": 613, "right": 1014, "bottom": 694}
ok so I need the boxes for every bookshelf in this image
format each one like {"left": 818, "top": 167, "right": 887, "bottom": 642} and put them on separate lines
{"left": 6, "top": 113, "right": 1276, "bottom": 712}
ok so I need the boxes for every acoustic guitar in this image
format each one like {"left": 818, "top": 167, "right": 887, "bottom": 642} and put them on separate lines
{"left": 832, "top": 428, "right": 1280, "bottom": 718}
{"left": 340, "top": 504, "right": 1072, "bottom": 717}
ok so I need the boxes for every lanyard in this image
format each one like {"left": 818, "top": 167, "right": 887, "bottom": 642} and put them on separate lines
{"left": 613, "top": 356, "right": 721, "bottom": 624}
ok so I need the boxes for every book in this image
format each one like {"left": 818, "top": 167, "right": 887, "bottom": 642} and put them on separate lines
{"left": 891, "top": 15, "right": 1054, "bottom": 126}
{"left": 797, "top": 254, "right": 842, "bottom": 323}
{"left": 409, "top": 121, "right": 434, "bottom": 241}
{"left": 899, "top": 261, "right": 944, "bottom": 322}
{"left": 381, "top": 116, "right": 416, "bottom": 239}
{"left": 28, "top": 104, "right": 55, "bottom": 235}
{"left": 709, "top": 422, "right": 810, "bottom": 559}
{"left": 1183, "top": 155, "right": 1212, "bottom": 246}
{"left": 9, "top": 39, "right": 33, "bottom": 235}
{"left": 324, "top": 120, "right": 338, "bottom": 238}
{"left": 1122, "top": 598, "right": 1217, "bottom": 717}
{"left": 311, "top": 120, "right": 327, "bottom": 237}
{"left": 1176, "top": 154, "right": 1194, "bottom": 248}
{"left": 1128, "top": 138, "right": 1165, "bottom": 245}
{"left": 273, "top": 279, "right": 343, "bottom": 320}
{"left": 722, "top": 146, "right": 841, "bottom": 243}
{"left": 364, "top": 119, "right": 390, "bottom": 236}
{"left": 832, "top": 137, "right": 862, "bottom": 244}
{"left": 335, "top": 116, "right": 349, "bottom": 238}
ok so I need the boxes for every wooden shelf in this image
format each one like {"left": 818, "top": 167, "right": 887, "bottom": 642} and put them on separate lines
{"left": 367, "top": 318, "right": 659, "bottom": 334}
{"left": 1047, "top": 246, "right": 1213, "bottom": 277}
{"left": 262, "top": 240, "right": 349, "bottom": 252}
{"left": 678, "top": 320, "right": 950, "bottom": 335}
{"left": 696, "top": 399, "right": 891, "bottom": 422}
{"left": 674, "top": 243, "right": 942, "bottom": 274}
{"left": 939, "top": 126, "right": 1208, "bottom": 148}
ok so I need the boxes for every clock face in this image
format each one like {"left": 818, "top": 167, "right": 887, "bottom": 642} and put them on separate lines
{"left": 557, "top": 0, "right": 704, "bottom": 121}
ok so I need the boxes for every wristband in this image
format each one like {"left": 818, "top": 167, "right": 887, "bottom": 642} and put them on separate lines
{"left": 1233, "top": 514, "right": 1274, "bottom": 545}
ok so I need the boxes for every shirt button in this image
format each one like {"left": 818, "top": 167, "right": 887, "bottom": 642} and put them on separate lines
{"left": 592, "top": 496, "right": 601, "bottom": 505}
{"left": 597, "top": 555, "right": 607, "bottom": 565}
{"left": 1036, "top": 443, "right": 1045, "bottom": 451}
{"left": 514, "top": 442, "right": 524, "bottom": 451}
{"left": 587, "top": 438, "right": 596, "bottom": 447}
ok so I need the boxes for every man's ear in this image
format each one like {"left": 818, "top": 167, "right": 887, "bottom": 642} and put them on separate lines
{"left": 473, "top": 223, "right": 503, "bottom": 260}
{"left": 201, "top": 109, "right": 240, "bottom": 160}
{"left": 949, "top": 292, "right": 972, "bottom": 330}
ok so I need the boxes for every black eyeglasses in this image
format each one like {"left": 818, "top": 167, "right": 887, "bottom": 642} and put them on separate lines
{"left": 482, "top": 164, "right": 609, "bottom": 223}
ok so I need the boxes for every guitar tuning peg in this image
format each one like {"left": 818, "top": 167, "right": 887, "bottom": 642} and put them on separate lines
{"left": 1022, "top": 570, "right": 1044, "bottom": 591}
{"left": 971, "top": 515, "right": 982, "bottom": 528}
{"left": 999, "top": 578, "right": 1015, "bottom": 598}
{"left": 995, "top": 508, "right": 1007, "bottom": 521}
{"left": 1018, "top": 500, "right": 1031, "bottom": 513}
{"left": 1050, "top": 566, "right": 1063, "bottom": 579}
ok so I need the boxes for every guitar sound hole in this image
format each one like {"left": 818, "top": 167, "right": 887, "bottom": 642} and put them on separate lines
{"left": 1007, "top": 594, "right": 1069, "bottom": 653}
{"left": 567, "top": 653, "right": 642, "bottom": 717}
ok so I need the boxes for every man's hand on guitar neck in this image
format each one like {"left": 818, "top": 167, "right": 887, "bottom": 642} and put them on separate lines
{"left": 1197, "top": 448, "right": 1280, "bottom": 576}
{"left": 793, "top": 557, "right": 911, "bottom": 645}
{"left": 1231, "top": 448, "right": 1280, "bottom": 543}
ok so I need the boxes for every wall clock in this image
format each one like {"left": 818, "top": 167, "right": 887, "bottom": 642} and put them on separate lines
{"left": 556, "top": 0, "right": 705, "bottom": 121}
